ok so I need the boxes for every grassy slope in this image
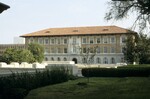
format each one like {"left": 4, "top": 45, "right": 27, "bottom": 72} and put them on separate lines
{"left": 25, "top": 77, "right": 150, "bottom": 99}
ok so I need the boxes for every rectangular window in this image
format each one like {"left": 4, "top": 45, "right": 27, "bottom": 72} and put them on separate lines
{"left": 73, "top": 46, "right": 76, "bottom": 53}
{"left": 51, "top": 47, "right": 55, "bottom": 53}
{"left": 64, "top": 38, "right": 68, "bottom": 44}
{"left": 38, "top": 38, "right": 43, "bottom": 44}
{"left": 51, "top": 39, "right": 55, "bottom": 44}
{"left": 45, "top": 39, "right": 49, "bottom": 45}
{"left": 83, "top": 47, "right": 86, "bottom": 53}
{"left": 73, "top": 38, "right": 76, "bottom": 44}
{"left": 64, "top": 48, "right": 68, "bottom": 53}
{"left": 110, "top": 47, "right": 115, "bottom": 53}
{"left": 90, "top": 47, "right": 94, "bottom": 53}
{"left": 44, "top": 48, "right": 49, "bottom": 53}
{"left": 90, "top": 38, "right": 94, "bottom": 44}
{"left": 57, "top": 48, "right": 61, "bottom": 53}
{"left": 104, "top": 47, "right": 108, "bottom": 53}
{"left": 97, "top": 47, "right": 101, "bottom": 53}
{"left": 121, "top": 36, "right": 126, "bottom": 43}
{"left": 110, "top": 37, "right": 115, "bottom": 44}
{"left": 57, "top": 38, "right": 61, "bottom": 44}
{"left": 82, "top": 38, "right": 87, "bottom": 44}
{"left": 103, "top": 37, "right": 108, "bottom": 44}
{"left": 97, "top": 38, "right": 101, "bottom": 43}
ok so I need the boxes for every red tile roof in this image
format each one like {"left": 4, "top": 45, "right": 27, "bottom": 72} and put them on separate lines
{"left": 21, "top": 26, "right": 136, "bottom": 37}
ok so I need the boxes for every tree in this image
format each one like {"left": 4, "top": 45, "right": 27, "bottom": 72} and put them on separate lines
{"left": 105, "top": 0, "right": 150, "bottom": 32}
{"left": 1, "top": 48, "right": 35, "bottom": 64}
{"left": 123, "top": 33, "right": 150, "bottom": 64}
{"left": 123, "top": 35, "right": 137, "bottom": 64}
{"left": 79, "top": 46, "right": 97, "bottom": 83}
{"left": 28, "top": 43, "right": 44, "bottom": 63}
{"left": 136, "top": 33, "right": 150, "bottom": 64}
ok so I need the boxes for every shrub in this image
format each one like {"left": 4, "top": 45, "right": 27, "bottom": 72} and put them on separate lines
{"left": 0, "top": 67, "right": 70, "bottom": 99}
{"left": 82, "top": 67, "right": 150, "bottom": 77}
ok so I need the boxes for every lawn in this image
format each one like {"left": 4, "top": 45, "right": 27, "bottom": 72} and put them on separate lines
{"left": 25, "top": 77, "right": 150, "bottom": 99}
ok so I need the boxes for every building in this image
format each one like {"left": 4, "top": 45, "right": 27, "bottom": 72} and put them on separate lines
{"left": 21, "top": 26, "right": 136, "bottom": 64}
{"left": 0, "top": 44, "right": 26, "bottom": 56}
{"left": 13, "top": 37, "right": 25, "bottom": 44}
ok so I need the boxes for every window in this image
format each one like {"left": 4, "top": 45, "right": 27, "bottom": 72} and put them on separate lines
{"left": 57, "top": 38, "right": 61, "bottom": 44}
{"left": 121, "top": 46, "right": 126, "bottom": 53}
{"left": 64, "top": 57, "right": 67, "bottom": 61}
{"left": 73, "top": 46, "right": 76, "bottom": 53}
{"left": 110, "top": 47, "right": 115, "bottom": 53}
{"left": 83, "top": 47, "right": 86, "bottom": 53}
{"left": 51, "top": 39, "right": 55, "bottom": 44}
{"left": 104, "top": 47, "right": 108, "bottom": 53}
{"left": 90, "top": 47, "right": 94, "bottom": 53}
{"left": 57, "top": 48, "right": 61, "bottom": 53}
{"left": 82, "top": 38, "right": 87, "bottom": 44}
{"left": 51, "top": 47, "right": 55, "bottom": 53}
{"left": 111, "top": 57, "right": 115, "bottom": 64}
{"left": 110, "top": 37, "right": 115, "bottom": 43}
{"left": 51, "top": 57, "right": 54, "bottom": 61}
{"left": 96, "top": 58, "right": 101, "bottom": 63}
{"left": 103, "top": 37, "right": 108, "bottom": 44}
{"left": 90, "top": 37, "right": 94, "bottom": 44}
{"left": 44, "top": 48, "right": 49, "bottom": 53}
{"left": 97, "top": 38, "right": 101, "bottom": 43}
{"left": 97, "top": 47, "right": 101, "bottom": 53}
{"left": 57, "top": 57, "right": 61, "bottom": 61}
{"left": 45, "top": 57, "right": 48, "bottom": 61}
{"left": 73, "top": 37, "right": 76, "bottom": 44}
{"left": 64, "top": 48, "right": 68, "bottom": 53}
{"left": 82, "top": 58, "right": 86, "bottom": 63}
{"left": 45, "top": 39, "right": 49, "bottom": 45}
{"left": 64, "top": 38, "right": 68, "bottom": 44}
{"left": 121, "top": 36, "right": 126, "bottom": 43}
{"left": 38, "top": 38, "right": 43, "bottom": 44}
{"left": 103, "top": 57, "right": 108, "bottom": 64}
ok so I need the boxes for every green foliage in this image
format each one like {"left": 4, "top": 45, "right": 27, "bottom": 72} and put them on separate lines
{"left": 1, "top": 48, "right": 35, "bottom": 64}
{"left": 82, "top": 67, "right": 150, "bottom": 77}
{"left": 136, "top": 33, "right": 150, "bottom": 64}
{"left": 28, "top": 43, "right": 44, "bottom": 63}
{"left": 123, "top": 35, "right": 136, "bottom": 63}
{"left": 105, "top": 0, "right": 150, "bottom": 32}
{"left": 0, "top": 68, "right": 70, "bottom": 99}
{"left": 123, "top": 33, "right": 150, "bottom": 64}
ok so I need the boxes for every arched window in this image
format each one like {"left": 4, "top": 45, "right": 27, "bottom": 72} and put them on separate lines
{"left": 111, "top": 57, "right": 115, "bottom": 64}
{"left": 51, "top": 57, "right": 54, "bottom": 61}
{"left": 96, "top": 58, "right": 101, "bottom": 64}
{"left": 64, "top": 57, "right": 67, "bottom": 61}
{"left": 82, "top": 58, "right": 86, "bottom": 63}
{"left": 103, "top": 57, "right": 108, "bottom": 64}
{"left": 58, "top": 57, "right": 61, "bottom": 61}
{"left": 45, "top": 57, "right": 48, "bottom": 61}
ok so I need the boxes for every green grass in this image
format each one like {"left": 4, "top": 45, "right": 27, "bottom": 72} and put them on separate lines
{"left": 25, "top": 77, "right": 150, "bottom": 99}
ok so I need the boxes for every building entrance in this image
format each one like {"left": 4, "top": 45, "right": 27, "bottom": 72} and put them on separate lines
{"left": 72, "top": 58, "right": 77, "bottom": 64}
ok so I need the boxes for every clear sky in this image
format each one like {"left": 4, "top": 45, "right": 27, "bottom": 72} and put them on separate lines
{"left": 0, "top": 0, "right": 135, "bottom": 44}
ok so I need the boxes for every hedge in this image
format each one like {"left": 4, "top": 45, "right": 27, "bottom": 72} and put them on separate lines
{"left": 0, "top": 67, "right": 71, "bottom": 99}
{"left": 82, "top": 67, "right": 150, "bottom": 77}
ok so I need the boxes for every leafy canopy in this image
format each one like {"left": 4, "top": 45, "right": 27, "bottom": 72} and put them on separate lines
{"left": 105, "top": 0, "right": 150, "bottom": 32}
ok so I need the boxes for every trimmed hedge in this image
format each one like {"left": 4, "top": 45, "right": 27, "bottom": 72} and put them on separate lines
{"left": 82, "top": 67, "right": 150, "bottom": 77}
{"left": 0, "top": 67, "right": 71, "bottom": 99}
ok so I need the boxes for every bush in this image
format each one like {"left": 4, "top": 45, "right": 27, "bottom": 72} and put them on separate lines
{"left": 82, "top": 67, "right": 150, "bottom": 77}
{"left": 0, "top": 67, "right": 70, "bottom": 99}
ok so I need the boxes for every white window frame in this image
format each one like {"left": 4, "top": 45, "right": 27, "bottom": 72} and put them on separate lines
{"left": 90, "top": 37, "right": 94, "bottom": 44}
{"left": 96, "top": 37, "right": 101, "bottom": 44}
{"left": 82, "top": 37, "right": 87, "bottom": 44}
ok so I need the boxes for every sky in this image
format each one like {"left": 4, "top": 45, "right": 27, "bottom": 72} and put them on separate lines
{"left": 0, "top": 0, "right": 136, "bottom": 44}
